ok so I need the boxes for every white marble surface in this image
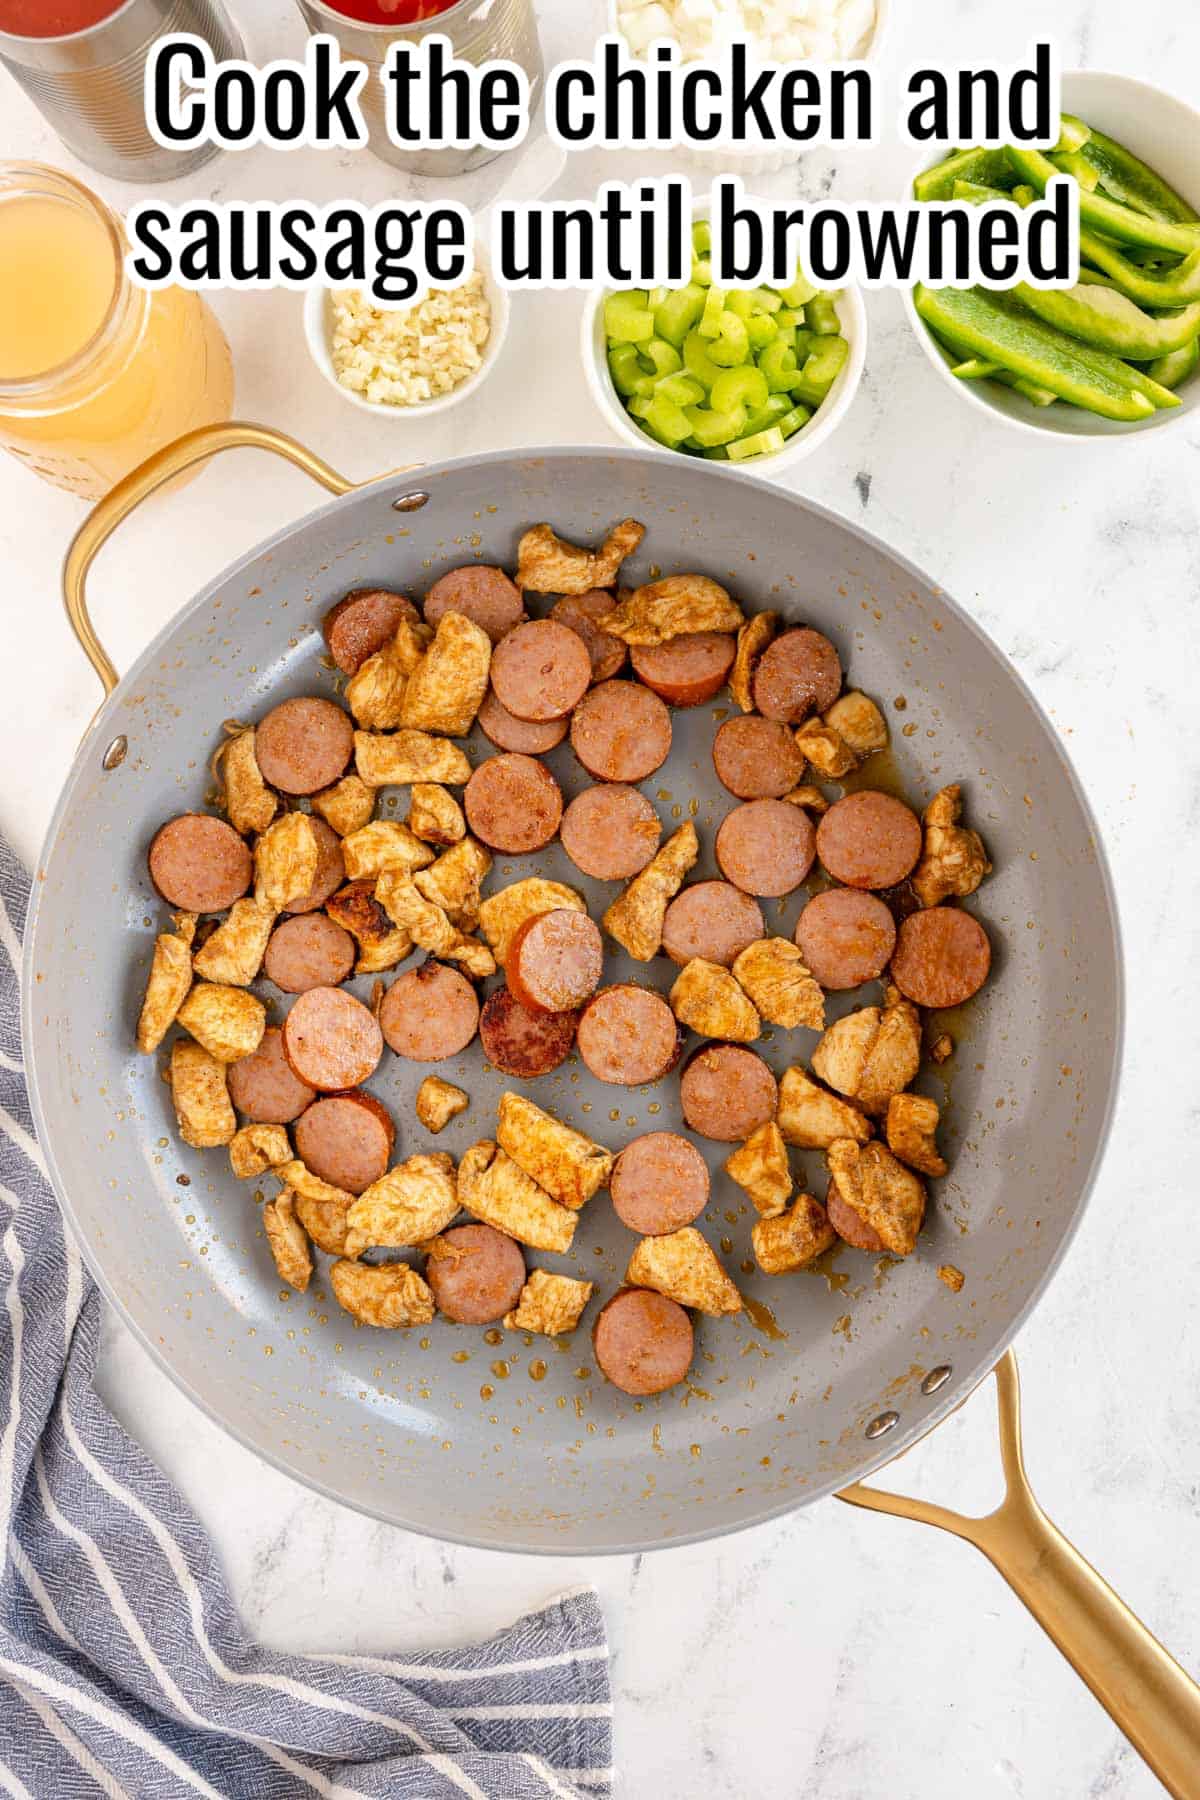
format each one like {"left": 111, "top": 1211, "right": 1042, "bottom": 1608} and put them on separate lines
{"left": 3, "top": 2, "right": 1199, "bottom": 1795}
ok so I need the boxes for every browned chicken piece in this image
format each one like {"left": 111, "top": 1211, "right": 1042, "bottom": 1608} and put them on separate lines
{"left": 176, "top": 982, "right": 266, "bottom": 1064}
{"left": 457, "top": 1142, "right": 577, "bottom": 1254}
{"left": 399, "top": 612, "right": 491, "bottom": 738}
{"left": 354, "top": 729, "right": 471, "bottom": 788}
{"left": 517, "top": 519, "right": 645, "bottom": 594}
{"left": 938, "top": 1263, "right": 965, "bottom": 1293}
{"left": 136, "top": 912, "right": 196, "bottom": 1054}
{"left": 345, "top": 619, "right": 431, "bottom": 730}
{"left": 911, "top": 784, "right": 992, "bottom": 909}
{"left": 724, "top": 1120, "right": 793, "bottom": 1217}
{"left": 777, "top": 1065, "right": 873, "bottom": 1150}
{"left": 793, "top": 717, "right": 857, "bottom": 780}
{"left": 407, "top": 783, "right": 465, "bottom": 846}
{"left": 669, "top": 958, "right": 760, "bottom": 1043}
{"left": 886, "top": 1092, "right": 948, "bottom": 1178}
{"left": 414, "top": 836, "right": 493, "bottom": 932}
{"left": 504, "top": 1270, "right": 594, "bottom": 1337}
{"left": 311, "top": 774, "right": 376, "bottom": 838}
{"left": 416, "top": 1075, "right": 469, "bottom": 1135}
{"left": 625, "top": 1227, "right": 741, "bottom": 1316}
{"left": 728, "top": 611, "right": 777, "bottom": 713}
{"left": 192, "top": 897, "right": 275, "bottom": 987}
{"left": 826, "top": 1139, "right": 926, "bottom": 1257}
{"left": 229, "top": 1124, "right": 291, "bottom": 1180}
{"left": 496, "top": 1093, "right": 612, "bottom": 1210}
{"left": 276, "top": 1160, "right": 356, "bottom": 1210}
{"left": 263, "top": 1192, "right": 312, "bottom": 1294}
{"left": 783, "top": 785, "right": 830, "bottom": 816}
{"left": 217, "top": 728, "right": 277, "bottom": 836}
{"left": 732, "top": 938, "right": 824, "bottom": 1032}
{"left": 254, "top": 813, "right": 319, "bottom": 910}
{"left": 752, "top": 1194, "right": 837, "bottom": 1274}
{"left": 602, "top": 823, "right": 699, "bottom": 962}
{"left": 597, "top": 575, "right": 744, "bottom": 647}
{"left": 928, "top": 1032, "right": 954, "bottom": 1065}
{"left": 169, "top": 1040, "right": 236, "bottom": 1149}
{"left": 344, "top": 1153, "right": 460, "bottom": 1256}
{"left": 824, "top": 691, "right": 889, "bottom": 760}
{"left": 330, "top": 1259, "right": 435, "bottom": 1328}
{"left": 375, "top": 874, "right": 496, "bottom": 979}
{"left": 810, "top": 992, "right": 921, "bottom": 1116}
{"left": 294, "top": 1191, "right": 351, "bottom": 1256}
{"left": 326, "top": 880, "right": 413, "bottom": 974}
{"left": 342, "top": 820, "right": 434, "bottom": 882}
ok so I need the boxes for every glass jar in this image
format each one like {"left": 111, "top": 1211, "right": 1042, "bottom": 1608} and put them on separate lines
{"left": 0, "top": 163, "right": 234, "bottom": 500}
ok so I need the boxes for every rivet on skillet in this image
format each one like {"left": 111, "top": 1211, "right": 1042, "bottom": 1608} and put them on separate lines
{"left": 101, "top": 736, "right": 127, "bottom": 771}
{"left": 865, "top": 1410, "right": 900, "bottom": 1440}
{"left": 922, "top": 1364, "right": 952, "bottom": 1396}
{"left": 392, "top": 492, "right": 430, "bottom": 513}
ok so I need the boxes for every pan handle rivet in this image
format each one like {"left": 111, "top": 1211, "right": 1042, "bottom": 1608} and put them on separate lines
{"left": 922, "top": 1364, "right": 952, "bottom": 1396}
{"left": 865, "top": 1410, "right": 899, "bottom": 1440}
{"left": 101, "top": 736, "right": 127, "bottom": 771}
{"left": 392, "top": 492, "right": 430, "bottom": 513}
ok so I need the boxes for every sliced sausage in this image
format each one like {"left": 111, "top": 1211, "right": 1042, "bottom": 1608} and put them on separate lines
{"left": 890, "top": 906, "right": 992, "bottom": 1010}
{"left": 630, "top": 632, "right": 736, "bottom": 708}
{"left": 489, "top": 619, "right": 592, "bottom": 722}
{"left": 825, "top": 1179, "right": 884, "bottom": 1251}
{"left": 679, "top": 1044, "right": 778, "bottom": 1142}
{"left": 576, "top": 985, "right": 683, "bottom": 1087}
{"left": 794, "top": 888, "right": 896, "bottom": 991}
{"left": 560, "top": 785, "right": 661, "bottom": 882}
{"left": 424, "top": 566, "right": 525, "bottom": 644}
{"left": 610, "top": 1133, "right": 710, "bottom": 1235}
{"left": 507, "top": 910, "right": 603, "bottom": 1015}
{"left": 716, "top": 799, "right": 816, "bottom": 898}
{"left": 148, "top": 814, "right": 252, "bottom": 914}
{"left": 264, "top": 914, "right": 356, "bottom": 994}
{"left": 570, "top": 680, "right": 672, "bottom": 784}
{"left": 283, "top": 816, "right": 345, "bottom": 915}
{"left": 477, "top": 687, "right": 568, "bottom": 754}
{"left": 550, "top": 590, "right": 627, "bottom": 683}
{"left": 593, "top": 1288, "right": 694, "bottom": 1396}
{"left": 712, "top": 715, "right": 807, "bottom": 801}
{"left": 752, "top": 627, "right": 843, "bottom": 723}
{"left": 281, "top": 986, "right": 383, "bottom": 1092}
{"left": 816, "top": 791, "right": 923, "bottom": 891}
{"left": 464, "top": 754, "right": 563, "bottom": 855}
{"left": 322, "top": 587, "right": 419, "bottom": 675}
{"left": 254, "top": 698, "right": 354, "bottom": 797}
{"left": 479, "top": 987, "right": 579, "bottom": 1078}
{"left": 662, "top": 881, "right": 764, "bottom": 968}
{"left": 227, "top": 1026, "right": 315, "bottom": 1124}
{"left": 380, "top": 961, "right": 479, "bottom": 1061}
{"left": 293, "top": 1090, "right": 394, "bottom": 1195}
{"left": 426, "top": 1224, "right": 526, "bottom": 1325}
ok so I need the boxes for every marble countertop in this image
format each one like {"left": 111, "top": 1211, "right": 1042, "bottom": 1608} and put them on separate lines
{"left": 3, "top": 1, "right": 1199, "bottom": 1794}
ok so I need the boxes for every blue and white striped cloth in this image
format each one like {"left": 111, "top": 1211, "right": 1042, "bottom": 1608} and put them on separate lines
{"left": 0, "top": 837, "right": 613, "bottom": 1798}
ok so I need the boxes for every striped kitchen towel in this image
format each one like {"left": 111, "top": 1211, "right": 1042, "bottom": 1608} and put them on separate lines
{"left": 0, "top": 836, "right": 612, "bottom": 1799}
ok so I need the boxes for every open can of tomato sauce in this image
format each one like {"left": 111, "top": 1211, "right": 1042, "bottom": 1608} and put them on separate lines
{"left": 0, "top": 0, "right": 244, "bottom": 183}
{"left": 294, "top": 0, "right": 543, "bottom": 176}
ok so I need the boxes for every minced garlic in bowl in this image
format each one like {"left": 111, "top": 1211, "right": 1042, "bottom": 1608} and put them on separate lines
{"left": 329, "top": 272, "right": 493, "bottom": 410}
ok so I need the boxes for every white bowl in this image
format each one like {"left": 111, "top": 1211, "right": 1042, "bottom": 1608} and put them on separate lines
{"left": 902, "top": 70, "right": 1200, "bottom": 440}
{"left": 581, "top": 200, "right": 867, "bottom": 478}
{"left": 303, "top": 241, "right": 510, "bottom": 420}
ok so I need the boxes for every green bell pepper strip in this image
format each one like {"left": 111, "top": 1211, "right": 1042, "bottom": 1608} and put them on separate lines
{"left": 707, "top": 312, "right": 750, "bottom": 367}
{"left": 710, "top": 365, "right": 770, "bottom": 412}
{"left": 1006, "top": 145, "right": 1200, "bottom": 255}
{"left": 728, "top": 426, "right": 786, "bottom": 461}
{"left": 1078, "top": 229, "right": 1200, "bottom": 306}
{"left": 604, "top": 292, "right": 654, "bottom": 344}
{"left": 654, "top": 284, "right": 706, "bottom": 349}
{"left": 1050, "top": 150, "right": 1099, "bottom": 191}
{"left": 684, "top": 402, "right": 749, "bottom": 447}
{"left": 806, "top": 292, "right": 843, "bottom": 335}
{"left": 608, "top": 346, "right": 655, "bottom": 399}
{"left": 913, "top": 147, "right": 1016, "bottom": 202}
{"left": 1077, "top": 126, "right": 1198, "bottom": 225}
{"left": 1054, "top": 114, "right": 1091, "bottom": 155}
{"left": 912, "top": 286, "right": 1174, "bottom": 419}
{"left": 1013, "top": 280, "right": 1200, "bottom": 359}
{"left": 952, "top": 357, "right": 1002, "bottom": 378}
{"left": 930, "top": 327, "right": 1057, "bottom": 407}
{"left": 682, "top": 330, "right": 724, "bottom": 389}
{"left": 642, "top": 336, "right": 683, "bottom": 377}
{"left": 1146, "top": 335, "right": 1200, "bottom": 389}
{"left": 746, "top": 314, "right": 779, "bottom": 352}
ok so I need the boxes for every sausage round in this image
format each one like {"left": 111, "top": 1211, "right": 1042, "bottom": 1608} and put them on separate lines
{"left": 424, "top": 566, "right": 525, "bottom": 644}
{"left": 570, "top": 679, "right": 672, "bottom": 784}
{"left": 825, "top": 1179, "right": 884, "bottom": 1251}
{"left": 254, "top": 698, "right": 354, "bottom": 797}
{"left": 630, "top": 632, "right": 736, "bottom": 708}
{"left": 464, "top": 754, "right": 563, "bottom": 854}
{"left": 489, "top": 619, "right": 592, "bottom": 722}
{"left": 227, "top": 1026, "right": 315, "bottom": 1124}
{"left": 752, "top": 627, "right": 843, "bottom": 723}
{"left": 283, "top": 816, "right": 346, "bottom": 915}
{"left": 293, "top": 1091, "right": 394, "bottom": 1195}
{"left": 426, "top": 1224, "right": 526, "bottom": 1325}
{"left": 476, "top": 687, "right": 568, "bottom": 754}
{"left": 576, "top": 985, "right": 683, "bottom": 1087}
{"left": 550, "top": 590, "right": 627, "bottom": 683}
{"left": 507, "top": 909, "right": 603, "bottom": 1015}
{"left": 715, "top": 798, "right": 816, "bottom": 898}
{"left": 661, "top": 881, "right": 764, "bottom": 968}
{"left": 264, "top": 914, "right": 356, "bottom": 994}
{"left": 610, "top": 1133, "right": 710, "bottom": 1236}
{"left": 890, "top": 906, "right": 992, "bottom": 1010}
{"left": 816, "top": 791, "right": 923, "bottom": 891}
{"left": 560, "top": 784, "right": 661, "bottom": 881}
{"left": 480, "top": 987, "right": 579, "bottom": 1078}
{"left": 593, "top": 1288, "right": 694, "bottom": 1396}
{"left": 712, "top": 715, "right": 807, "bottom": 800}
{"left": 380, "top": 961, "right": 480, "bottom": 1062}
{"left": 679, "top": 1044, "right": 778, "bottom": 1142}
{"left": 148, "top": 814, "right": 252, "bottom": 914}
{"left": 794, "top": 888, "right": 897, "bottom": 990}
{"left": 281, "top": 986, "right": 383, "bottom": 1092}
{"left": 322, "top": 587, "right": 418, "bottom": 675}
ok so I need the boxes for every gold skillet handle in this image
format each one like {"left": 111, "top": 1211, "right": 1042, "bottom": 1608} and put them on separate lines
{"left": 63, "top": 421, "right": 403, "bottom": 697}
{"left": 839, "top": 1352, "right": 1200, "bottom": 1799}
